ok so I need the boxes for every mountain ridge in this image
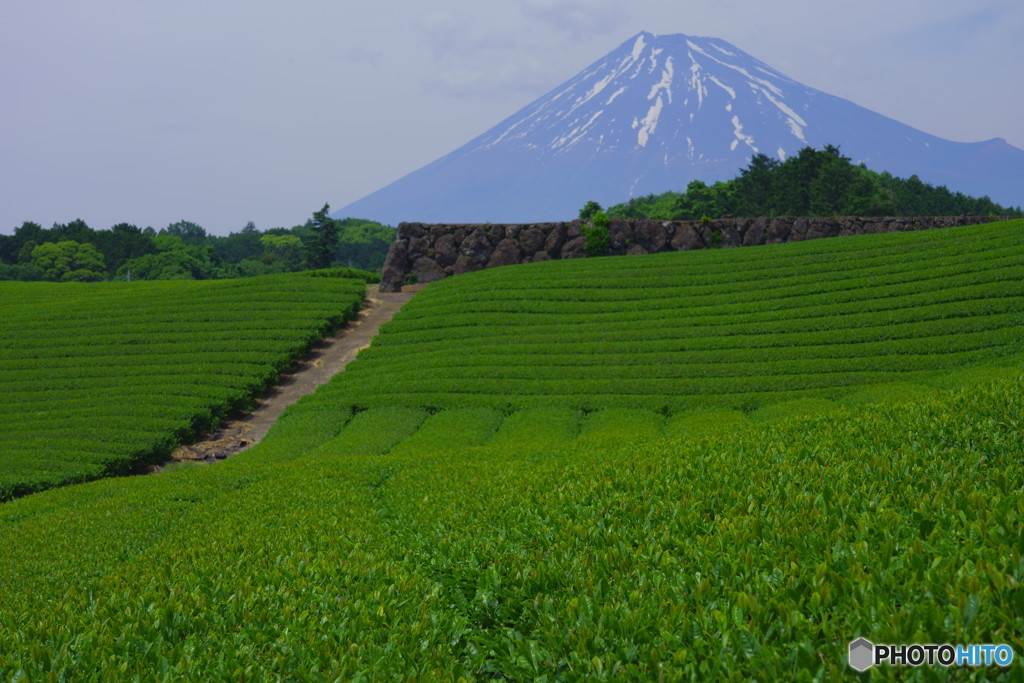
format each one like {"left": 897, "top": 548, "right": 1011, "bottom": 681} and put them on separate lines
{"left": 335, "top": 31, "right": 1024, "bottom": 225}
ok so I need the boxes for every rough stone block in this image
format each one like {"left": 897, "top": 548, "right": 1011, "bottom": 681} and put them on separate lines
{"left": 519, "top": 227, "right": 545, "bottom": 254}
{"left": 487, "top": 225, "right": 505, "bottom": 245}
{"left": 453, "top": 253, "right": 482, "bottom": 275}
{"left": 635, "top": 221, "right": 668, "bottom": 252}
{"left": 545, "top": 223, "right": 567, "bottom": 256}
{"left": 433, "top": 233, "right": 458, "bottom": 267}
{"left": 461, "top": 228, "right": 493, "bottom": 265}
{"left": 742, "top": 218, "right": 765, "bottom": 246}
{"left": 721, "top": 227, "right": 741, "bottom": 247}
{"left": 671, "top": 224, "right": 705, "bottom": 250}
{"left": 411, "top": 256, "right": 445, "bottom": 284}
{"left": 560, "top": 235, "right": 586, "bottom": 259}
{"left": 398, "top": 222, "right": 426, "bottom": 239}
{"left": 766, "top": 217, "right": 791, "bottom": 243}
{"left": 379, "top": 238, "right": 409, "bottom": 292}
{"left": 487, "top": 238, "right": 523, "bottom": 268}
{"left": 609, "top": 219, "right": 634, "bottom": 251}
{"left": 806, "top": 219, "right": 838, "bottom": 240}
{"left": 407, "top": 236, "right": 429, "bottom": 260}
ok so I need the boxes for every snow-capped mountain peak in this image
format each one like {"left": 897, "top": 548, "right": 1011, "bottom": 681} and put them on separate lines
{"left": 335, "top": 31, "right": 1024, "bottom": 224}
{"left": 476, "top": 31, "right": 814, "bottom": 162}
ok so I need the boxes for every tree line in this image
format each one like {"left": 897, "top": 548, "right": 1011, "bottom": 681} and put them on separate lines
{"left": 599, "top": 145, "right": 1023, "bottom": 221}
{"left": 0, "top": 205, "right": 394, "bottom": 282}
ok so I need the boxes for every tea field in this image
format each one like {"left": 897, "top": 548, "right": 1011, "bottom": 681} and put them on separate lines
{"left": 322, "top": 219, "right": 1024, "bottom": 413}
{"left": 1, "top": 221, "right": 1022, "bottom": 679}
{"left": 0, "top": 274, "right": 366, "bottom": 500}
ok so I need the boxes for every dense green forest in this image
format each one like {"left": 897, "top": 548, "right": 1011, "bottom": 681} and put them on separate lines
{"left": 602, "top": 145, "right": 1023, "bottom": 221}
{"left": 0, "top": 206, "right": 393, "bottom": 282}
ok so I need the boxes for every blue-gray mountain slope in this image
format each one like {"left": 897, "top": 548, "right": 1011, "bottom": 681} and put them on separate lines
{"left": 335, "top": 31, "right": 1024, "bottom": 225}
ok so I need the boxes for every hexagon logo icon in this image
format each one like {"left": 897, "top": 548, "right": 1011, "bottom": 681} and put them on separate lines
{"left": 849, "top": 638, "right": 875, "bottom": 672}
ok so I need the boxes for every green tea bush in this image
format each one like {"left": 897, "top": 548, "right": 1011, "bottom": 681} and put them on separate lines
{"left": 665, "top": 408, "right": 750, "bottom": 437}
{"left": 303, "top": 266, "right": 380, "bottom": 283}
{"left": 0, "top": 275, "right": 366, "bottom": 499}
{"left": 1, "top": 376, "right": 1021, "bottom": 679}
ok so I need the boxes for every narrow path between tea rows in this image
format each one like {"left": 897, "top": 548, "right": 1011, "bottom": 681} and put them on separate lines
{"left": 164, "top": 284, "right": 424, "bottom": 466}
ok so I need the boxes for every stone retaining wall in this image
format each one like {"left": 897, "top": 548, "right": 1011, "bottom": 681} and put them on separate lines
{"left": 379, "top": 215, "right": 1012, "bottom": 292}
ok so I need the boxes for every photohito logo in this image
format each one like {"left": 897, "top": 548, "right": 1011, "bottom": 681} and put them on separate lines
{"left": 848, "top": 638, "right": 1014, "bottom": 671}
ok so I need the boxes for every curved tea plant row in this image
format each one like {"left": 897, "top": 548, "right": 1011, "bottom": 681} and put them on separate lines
{"left": 0, "top": 274, "right": 366, "bottom": 500}
{"left": 324, "top": 220, "right": 1024, "bottom": 412}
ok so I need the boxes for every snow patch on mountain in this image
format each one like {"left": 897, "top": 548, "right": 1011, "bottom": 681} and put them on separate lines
{"left": 638, "top": 96, "right": 664, "bottom": 147}
{"left": 711, "top": 42, "right": 737, "bottom": 57}
{"left": 709, "top": 75, "right": 735, "bottom": 99}
{"left": 630, "top": 34, "right": 646, "bottom": 62}
{"left": 648, "top": 57, "right": 674, "bottom": 103}
{"left": 605, "top": 86, "right": 626, "bottom": 105}
{"left": 684, "top": 54, "right": 703, "bottom": 110}
{"left": 731, "top": 116, "right": 758, "bottom": 153}
{"left": 552, "top": 109, "right": 605, "bottom": 151}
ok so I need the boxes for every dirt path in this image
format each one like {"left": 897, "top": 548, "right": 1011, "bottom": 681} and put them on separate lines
{"left": 166, "top": 284, "right": 423, "bottom": 465}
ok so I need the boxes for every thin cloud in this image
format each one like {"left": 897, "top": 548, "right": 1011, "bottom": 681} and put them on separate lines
{"left": 519, "top": 0, "right": 629, "bottom": 39}
{"left": 420, "top": 9, "right": 522, "bottom": 60}
{"left": 416, "top": 6, "right": 558, "bottom": 98}
{"left": 421, "top": 55, "right": 554, "bottom": 98}
{"left": 344, "top": 47, "right": 384, "bottom": 68}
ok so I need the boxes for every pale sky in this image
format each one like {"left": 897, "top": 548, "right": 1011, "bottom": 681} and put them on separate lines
{"left": 1, "top": 0, "right": 1021, "bottom": 234}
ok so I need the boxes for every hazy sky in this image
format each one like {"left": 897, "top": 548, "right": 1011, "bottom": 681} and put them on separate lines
{"left": 2, "top": 0, "right": 1021, "bottom": 234}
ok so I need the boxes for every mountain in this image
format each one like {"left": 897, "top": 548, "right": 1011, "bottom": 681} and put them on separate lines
{"left": 335, "top": 31, "right": 1024, "bottom": 225}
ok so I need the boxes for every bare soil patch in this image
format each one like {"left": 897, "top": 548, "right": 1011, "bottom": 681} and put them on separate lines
{"left": 161, "top": 284, "right": 424, "bottom": 468}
